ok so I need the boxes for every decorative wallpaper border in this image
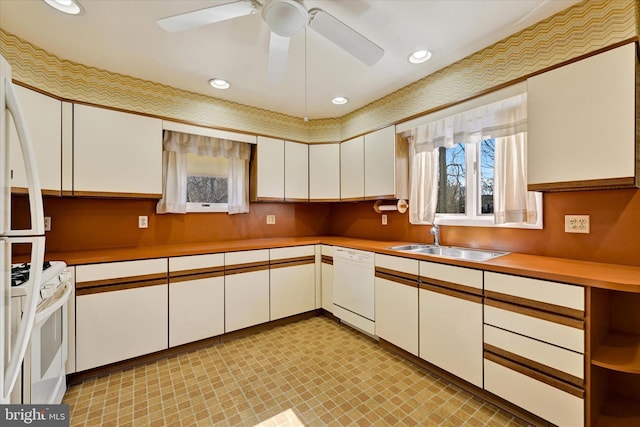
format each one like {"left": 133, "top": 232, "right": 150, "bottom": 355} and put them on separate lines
{"left": 0, "top": 0, "right": 636, "bottom": 143}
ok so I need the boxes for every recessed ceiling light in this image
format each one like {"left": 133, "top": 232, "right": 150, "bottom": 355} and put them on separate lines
{"left": 408, "top": 49, "right": 432, "bottom": 64}
{"left": 208, "top": 78, "right": 230, "bottom": 90}
{"left": 331, "top": 97, "right": 348, "bottom": 105}
{"left": 43, "top": 0, "right": 83, "bottom": 15}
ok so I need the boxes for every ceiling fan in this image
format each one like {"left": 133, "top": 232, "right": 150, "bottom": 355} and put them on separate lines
{"left": 157, "top": 0, "right": 384, "bottom": 83}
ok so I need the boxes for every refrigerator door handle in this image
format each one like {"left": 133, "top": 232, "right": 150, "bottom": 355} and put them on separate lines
{"left": 3, "top": 78, "right": 44, "bottom": 236}
{"left": 2, "top": 236, "right": 45, "bottom": 401}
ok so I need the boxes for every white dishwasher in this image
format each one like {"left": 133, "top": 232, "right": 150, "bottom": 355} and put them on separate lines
{"left": 332, "top": 248, "right": 376, "bottom": 336}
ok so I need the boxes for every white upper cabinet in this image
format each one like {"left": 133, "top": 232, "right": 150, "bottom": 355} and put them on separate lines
{"left": 73, "top": 104, "right": 162, "bottom": 197}
{"left": 285, "top": 140, "right": 309, "bottom": 201}
{"left": 309, "top": 143, "right": 340, "bottom": 201}
{"left": 8, "top": 85, "right": 62, "bottom": 194}
{"left": 254, "top": 136, "right": 285, "bottom": 201}
{"left": 527, "top": 43, "right": 637, "bottom": 191}
{"left": 340, "top": 135, "right": 364, "bottom": 200}
{"left": 364, "top": 125, "right": 396, "bottom": 199}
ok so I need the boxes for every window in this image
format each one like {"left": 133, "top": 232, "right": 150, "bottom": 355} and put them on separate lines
{"left": 186, "top": 153, "right": 229, "bottom": 212}
{"left": 436, "top": 139, "right": 495, "bottom": 218}
{"left": 407, "top": 92, "right": 541, "bottom": 229}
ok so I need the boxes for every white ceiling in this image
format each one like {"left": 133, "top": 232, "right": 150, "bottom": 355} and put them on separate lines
{"left": 0, "top": 0, "right": 579, "bottom": 119}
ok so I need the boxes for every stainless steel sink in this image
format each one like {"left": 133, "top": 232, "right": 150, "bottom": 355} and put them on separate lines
{"left": 388, "top": 244, "right": 509, "bottom": 261}
{"left": 387, "top": 244, "right": 437, "bottom": 252}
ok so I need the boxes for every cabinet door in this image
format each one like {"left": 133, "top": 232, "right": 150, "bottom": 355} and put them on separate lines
{"left": 255, "top": 136, "right": 285, "bottom": 200}
{"left": 364, "top": 125, "right": 396, "bottom": 199}
{"left": 73, "top": 104, "right": 162, "bottom": 197}
{"left": 270, "top": 263, "right": 315, "bottom": 320}
{"left": 284, "top": 140, "right": 309, "bottom": 201}
{"left": 419, "top": 288, "right": 483, "bottom": 387}
{"left": 527, "top": 43, "right": 636, "bottom": 190}
{"left": 375, "top": 277, "right": 418, "bottom": 356}
{"left": 225, "top": 270, "right": 270, "bottom": 332}
{"left": 225, "top": 249, "right": 270, "bottom": 332}
{"left": 309, "top": 143, "right": 340, "bottom": 201}
{"left": 76, "top": 284, "right": 168, "bottom": 371}
{"left": 340, "top": 136, "right": 364, "bottom": 200}
{"left": 169, "top": 276, "right": 224, "bottom": 347}
{"left": 8, "top": 85, "right": 62, "bottom": 194}
{"left": 270, "top": 246, "right": 315, "bottom": 320}
{"left": 169, "top": 253, "right": 225, "bottom": 347}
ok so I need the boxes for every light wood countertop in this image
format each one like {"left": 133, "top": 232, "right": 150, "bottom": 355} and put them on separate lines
{"left": 44, "top": 236, "right": 640, "bottom": 293}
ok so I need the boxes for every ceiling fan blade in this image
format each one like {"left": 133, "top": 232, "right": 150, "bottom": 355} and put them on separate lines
{"left": 157, "top": 0, "right": 258, "bottom": 32}
{"left": 266, "top": 31, "right": 290, "bottom": 84}
{"left": 308, "top": 8, "right": 384, "bottom": 66}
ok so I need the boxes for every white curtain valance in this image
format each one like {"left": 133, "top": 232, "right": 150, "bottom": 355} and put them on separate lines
{"left": 163, "top": 130, "right": 251, "bottom": 160}
{"left": 411, "top": 93, "right": 527, "bottom": 153}
{"left": 157, "top": 130, "right": 251, "bottom": 215}
{"left": 408, "top": 92, "right": 538, "bottom": 226}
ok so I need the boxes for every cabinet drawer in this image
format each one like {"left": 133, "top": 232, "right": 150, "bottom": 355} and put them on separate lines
{"left": 225, "top": 249, "right": 269, "bottom": 266}
{"left": 169, "top": 253, "right": 224, "bottom": 272}
{"left": 270, "top": 245, "right": 315, "bottom": 261}
{"left": 76, "top": 258, "right": 167, "bottom": 282}
{"left": 485, "top": 272, "right": 584, "bottom": 313}
{"left": 484, "top": 357, "right": 584, "bottom": 427}
{"left": 375, "top": 254, "right": 419, "bottom": 277}
{"left": 420, "top": 261, "right": 482, "bottom": 291}
{"left": 484, "top": 324, "right": 583, "bottom": 382}
{"left": 484, "top": 304, "right": 584, "bottom": 353}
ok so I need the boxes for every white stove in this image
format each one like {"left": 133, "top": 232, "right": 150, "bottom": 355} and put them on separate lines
{"left": 10, "top": 260, "right": 72, "bottom": 404}
{"left": 11, "top": 261, "right": 69, "bottom": 304}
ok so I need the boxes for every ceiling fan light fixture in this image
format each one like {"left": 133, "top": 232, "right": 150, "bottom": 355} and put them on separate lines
{"left": 209, "top": 78, "right": 230, "bottom": 90}
{"left": 331, "top": 97, "right": 348, "bottom": 105}
{"left": 408, "top": 49, "right": 432, "bottom": 64}
{"left": 262, "top": 0, "right": 308, "bottom": 37}
{"left": 43, "top": 0, "right": 83, "bottom": 15}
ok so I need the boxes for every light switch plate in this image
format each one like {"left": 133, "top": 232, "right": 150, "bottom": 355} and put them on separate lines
{"left": 565, "top": 215, "right": 589, "bottom": 233}
{"left": 382, "top": 214, "right": 388, "bottom": 225}
{"left": 266, "top": 215, "right": 276, "bottom": 225}
{"left": 44, "top": 216, "right": 51, "bottom": 232}
{"left": 138, "top": 216, "right": 148, "bottom": 229}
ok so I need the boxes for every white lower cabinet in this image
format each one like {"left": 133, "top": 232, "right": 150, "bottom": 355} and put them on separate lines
{"left": 374, "top": 254, "right": 419, "bottom": 356}
{"left": 270, "top": 246, "right": 316, "bottom": 320}
{"left": 75, "top": 259, "right": 169, "bottom": 371}
{"left": 225, "top": 250, "right": 270, "bottom": 333}
{"left": 419, "top": 261, "right": 483, "bottom": 387}
{"left": 169, "top": 254, "right": 225, "bottom": 347}
{"left": 320, "top": 245, "right": 334, "bottom": 312}
{"left": 483, "top": 272, "right": 585, "bottom": 427}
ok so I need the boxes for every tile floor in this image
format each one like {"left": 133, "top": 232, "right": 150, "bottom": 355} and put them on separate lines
{"left": 63, "top": 316, "right": 528, "bottom": 426}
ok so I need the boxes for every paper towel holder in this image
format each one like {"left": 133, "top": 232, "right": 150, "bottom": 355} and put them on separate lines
{"left": 373, "top": 199, "right": 408, "bottom": 214}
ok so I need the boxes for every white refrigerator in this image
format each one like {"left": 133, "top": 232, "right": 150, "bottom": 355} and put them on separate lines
{"left": 0, "top": 54, "right": 46, "bottom": 404}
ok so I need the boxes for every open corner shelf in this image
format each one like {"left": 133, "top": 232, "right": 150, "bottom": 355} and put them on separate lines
{"left": 592, "top": 331, "right": 640, "bottom": 374}
{"left": 596, "top": 393, "right": 640, "bottom": 427}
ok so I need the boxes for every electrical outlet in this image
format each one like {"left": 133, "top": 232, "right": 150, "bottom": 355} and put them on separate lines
{"left": 565, "top": 215, "right": 589, "bottom": 233}
{"left": 381, "top": 214, "right": 388, "bottom": 225}
{"left": 266, "top": 215, "right": 276, "bottom": 225}
{"left": 44, "top": 216, "right": 51, "bottom": 232}
{"left": 138, "top": 216, "right": 148, "bottom": 229}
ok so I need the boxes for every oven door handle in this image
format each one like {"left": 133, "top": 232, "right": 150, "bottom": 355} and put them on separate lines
{"left": 34, "top": 281, "right": 73, "bottom": 327}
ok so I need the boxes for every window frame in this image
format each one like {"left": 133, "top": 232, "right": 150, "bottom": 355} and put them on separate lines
{"left": 434, "top": 140, "right": 543, "bottom": 229}
{"left": 185, "top": 154, "right": 230, "bottom": 213}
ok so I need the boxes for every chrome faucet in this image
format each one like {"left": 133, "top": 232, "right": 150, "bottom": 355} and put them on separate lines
{"left": 430, "top": 224, "right": 440, "bottom": 246}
